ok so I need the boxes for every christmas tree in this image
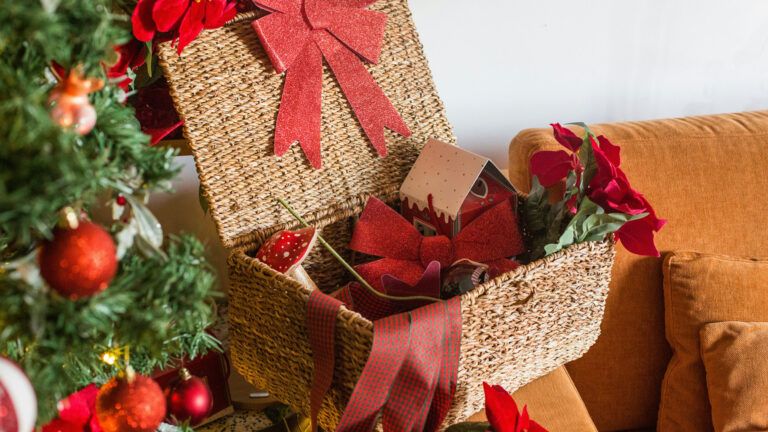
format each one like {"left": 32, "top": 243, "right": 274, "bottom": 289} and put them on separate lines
{"left": 0, "top": 0, "right": 220, "bottom": 428}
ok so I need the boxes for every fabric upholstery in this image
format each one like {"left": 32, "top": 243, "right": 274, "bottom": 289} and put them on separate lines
{"left": 467, "top": 366, "right": 597, "bottom": 432}
{"left": 508, "top": 111, "right": 768, "bottom": 431}
{"left": 660, "top": 252, "right": 768, "bottom": 431}
{"left": 700, "top": 321, "right": 768, "bottom": 432}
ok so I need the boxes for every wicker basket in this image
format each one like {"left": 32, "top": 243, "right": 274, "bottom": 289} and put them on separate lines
{"left": 157, "top": 2, "right": 614, "bottom": 430}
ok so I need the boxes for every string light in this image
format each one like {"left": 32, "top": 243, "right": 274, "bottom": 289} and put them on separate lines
{"left": 100, "top": 351, "right": 118, "bottom": 366}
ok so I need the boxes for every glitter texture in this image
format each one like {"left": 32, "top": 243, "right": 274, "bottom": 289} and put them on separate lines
{"left": 250, "top": 0, "right": 411, "bottom": 169}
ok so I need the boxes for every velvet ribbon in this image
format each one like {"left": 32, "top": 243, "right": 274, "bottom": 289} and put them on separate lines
{"left": 307, "top": 289, "right": 461, "bottom": 432}
{"left": 349, "top": 197, "right": 525, "bottom": 290}
{"left": 250, "top": 0, "right": 411, "bottom": 169}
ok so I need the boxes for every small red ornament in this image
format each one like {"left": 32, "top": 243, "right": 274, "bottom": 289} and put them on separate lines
{"left": 115, "top": 195, "right": 127, "bottom": 206}
{"left": 166, "top": 368, "right": 213, "bottom": 426}
{"left": 39, "top": 221, "right": 118, "bottom": 300}
{"left": 49, "top": 68, "right": 104, "bottom": 136}
{"left": 95, "top": 371, "right": 166, "bottom": 432}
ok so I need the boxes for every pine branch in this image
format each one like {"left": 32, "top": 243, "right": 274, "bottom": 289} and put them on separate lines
{"left": 1, "top": 235, "right": 220, "bottom": 422}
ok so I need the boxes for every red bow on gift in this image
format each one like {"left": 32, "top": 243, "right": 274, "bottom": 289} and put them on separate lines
{"left": 251, "top": 0, "right": 412, "bottom": 169}
{"left": 349, "top": 197, "right": 525, "bottom": 290}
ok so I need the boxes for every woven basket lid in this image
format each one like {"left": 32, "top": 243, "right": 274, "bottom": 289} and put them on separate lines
{"left": 158, "top": 4, "right": 455, "bottom": 249}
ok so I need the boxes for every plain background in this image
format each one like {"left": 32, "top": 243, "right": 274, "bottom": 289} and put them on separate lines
{"left": 150, "top": 0, "right": 768, "bottom": 288}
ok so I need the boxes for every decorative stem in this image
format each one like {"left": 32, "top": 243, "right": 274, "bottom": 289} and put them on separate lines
{"left": 276, "top": 198, "right": 440, "bottom": 303}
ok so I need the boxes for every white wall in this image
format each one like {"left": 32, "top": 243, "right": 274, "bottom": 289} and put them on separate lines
{"left": 151, "top": 1, "right": 768, "bottom": 288}
{"left": 410, "top": 0, "right": 768, "bottom": 166}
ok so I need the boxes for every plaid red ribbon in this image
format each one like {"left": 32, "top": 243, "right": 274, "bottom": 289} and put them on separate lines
{"left": 307, "top": 290, "right": 461, "bottom": 432}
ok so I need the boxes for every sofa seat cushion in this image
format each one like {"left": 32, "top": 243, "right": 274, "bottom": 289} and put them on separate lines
{"left": 467, "top": 366, "right": 597, "bottom": 431}
{"left": 700, "top": 321, "right": 768, "bottom": 432}
{"left": 660, "top": 252, "right": 768, "bottom": 431}
{"left": 508, "top": 111, "right": 768, "bottom": 431}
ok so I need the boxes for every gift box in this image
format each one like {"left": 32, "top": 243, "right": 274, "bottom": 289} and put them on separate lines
{"left": 152, "top": 350, "right": 234, "bottom": 427}
{"left": 155, "top": 2, "right": 614, "bottom": 430}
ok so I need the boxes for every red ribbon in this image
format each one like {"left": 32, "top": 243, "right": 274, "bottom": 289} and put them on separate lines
{"left": 349, "top": 197, "right": 525, "bottom": 290}
{"left": 307, "top": 290, "right": 461, "bottom": 432}
{"left": 251, "top": 0, "right": 412, "bottom": 169}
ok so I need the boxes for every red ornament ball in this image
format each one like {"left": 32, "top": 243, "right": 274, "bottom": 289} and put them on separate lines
{"left": 39, "top": 221, "right": 117, "bottom": 299}
{"left": 167, "top": 369, "right": 213, "bottom": 425}
{"left": 96, "top": 373, "right": 166, "bottom": 432}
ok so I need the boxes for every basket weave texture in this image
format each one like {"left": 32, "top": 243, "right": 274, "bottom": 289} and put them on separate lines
{"left": 158, "top": 1, "right": 614, "bottom": 429}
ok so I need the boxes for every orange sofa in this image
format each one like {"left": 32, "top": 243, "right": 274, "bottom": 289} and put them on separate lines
{"left": 507, "top": 111, "right": 768, "bottom": 431}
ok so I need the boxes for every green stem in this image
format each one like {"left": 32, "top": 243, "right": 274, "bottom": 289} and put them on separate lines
{"left": 276, "top": 198, "right": 441, "bottom": 303}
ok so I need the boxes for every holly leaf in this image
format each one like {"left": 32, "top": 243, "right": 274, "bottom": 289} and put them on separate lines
{"left": 444, "top": 422, "right": 491, "bottom": 432}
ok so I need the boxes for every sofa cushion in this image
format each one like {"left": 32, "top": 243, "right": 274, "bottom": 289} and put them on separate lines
{"left": 660, "top": 252, "right": 768, "bottom": 431}
{"left": 467, "top": 366, "right": 597, "bottom": 432}
{"left": 508, "top": 111, "right": 768, "bottom": 431}
{"left": 700, "top": 321, "right": 768, "bottom": 432}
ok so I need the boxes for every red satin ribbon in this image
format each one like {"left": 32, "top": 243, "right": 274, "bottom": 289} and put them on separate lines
{"left": 307, "top": 290, "right": 461, "bottom": 432}
{"left": 251, "top": 0, "right": 412, "bottom": 169}
{"left": 349, "top": 197, "right": 525, "bottom": 290}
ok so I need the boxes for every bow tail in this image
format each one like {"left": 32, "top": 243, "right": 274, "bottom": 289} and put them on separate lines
{"left": 274, "top": 40, "right": 324, "bottom": 168}
{"left": 314, "top": 32, "right": 411, "bottom": 157}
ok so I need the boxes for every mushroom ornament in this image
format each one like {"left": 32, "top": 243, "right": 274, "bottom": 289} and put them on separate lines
{"left": 255, "top": 227, "right": 319, "bottom": 290}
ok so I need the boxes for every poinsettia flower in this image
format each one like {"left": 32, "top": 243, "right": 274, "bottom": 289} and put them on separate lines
{"left": 107, "top": 40, "right": 146, "bottom": 90}
{"left": 483, "top": 382, "right": 547, "bottom": 432}
{"left": 587, "top": 135, "right": 665, "bottom": 256}
{"left": 132, "top": 0, "right": 237, "bottom": 54}
{"left": 42, "top": 384, "right": 102, "bottom": 432}
{"left": 530, "top": 150, "right": 580, "bottom": 187}
{"left": 550, "top": 123, "right": 583, "bottom": 152}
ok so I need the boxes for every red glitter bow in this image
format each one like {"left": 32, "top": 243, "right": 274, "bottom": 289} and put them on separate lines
{"left": 251, "top": 0, "right": 412, "bottom": 169}
{"left": 349, "top": 197, "right": 525, "bottom": 290}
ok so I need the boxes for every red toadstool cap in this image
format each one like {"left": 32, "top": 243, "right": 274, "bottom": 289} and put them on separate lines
{"left": 255, "top": 227, "right": 318, "bottom": 273}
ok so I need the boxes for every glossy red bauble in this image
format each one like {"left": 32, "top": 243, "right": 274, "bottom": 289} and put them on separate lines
{"left": 39, "top": 221, "right": 117, "bottom": 299}
{"left": 167, "top": 369, "right": 213, "bottom": 425}
{"left": 95, "top": 373, "right": 166, "bottom": 432}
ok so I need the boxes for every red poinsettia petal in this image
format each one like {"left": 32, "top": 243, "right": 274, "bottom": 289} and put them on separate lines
{"left": 153, "top": 0, "right": 190, "bottom": 32}
{"left": 616, "top": 216, "right": 664, "bottom": 257}
{"left": 597, "top": 135, "right": 621, "bottom": 167}
{"left": 176, "top": 0, "right": 206, "bottom": 53}
{"left": 517, "top": 406, "right": 531, "bottom": 432}
{"left": 57, "top": 384, "right": 99, "bottom": 425}
{"left": 530, "top": 419, "right": 549, "bottom": 432}
{"left": 550, "top": 123, "right": 583, "bottom": 152}
{"left": 132, "top": 0, "right": 158, "bottom": 41}
{"left": 203, "top": 0, "right": 225, "bottom": 28}
{"left": 530, "top": 150, "right": 577, "bottom": 187}
{"left": 42, "top": 418, "right": 81, "bottom": 432}
{"left": 204, "top": 0, "right": 236, "bottom": 29}
{"left": 483, "top": 382, "right": 520, "bottom": 432}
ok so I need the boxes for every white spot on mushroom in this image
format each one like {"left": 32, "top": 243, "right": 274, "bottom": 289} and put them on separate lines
{"left": 283, "top": 251, "right": 290, "bottom": 258}
{"left": 301, "top": 242, "right": 308, "bottom": 247}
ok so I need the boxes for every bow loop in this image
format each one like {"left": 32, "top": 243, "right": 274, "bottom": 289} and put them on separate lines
{"left": 419, "top": 235, "right": 453, "bottom": 269}
{"left": 350, "top": 197, "right": 525, "bottom": 290}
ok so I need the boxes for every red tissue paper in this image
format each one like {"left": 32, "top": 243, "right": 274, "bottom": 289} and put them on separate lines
{"left": 348, "top": 197, "right": 525, "bottom": 292}
{"left": 250, "top": 0, "right": 411, "bottom": 169}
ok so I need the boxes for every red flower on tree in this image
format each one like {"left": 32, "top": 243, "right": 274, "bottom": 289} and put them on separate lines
{"left": 42, "top": 384, "right": 102, "bottom": 432}
{"left": 107, "top": 40, "right": 146, "bottom": 90}
{"left": 483, "top": 382, "right": 547, "bottom": 432}
{"left": 132, "top": 0, "right": 237, "bottom": 54}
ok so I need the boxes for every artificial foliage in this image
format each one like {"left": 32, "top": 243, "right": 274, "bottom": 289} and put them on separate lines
{"left": 0, "top": 0, "right": 220, "bottom": 425}
{"left": 523, "top": 123, "right": 664, "bottom": 260}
